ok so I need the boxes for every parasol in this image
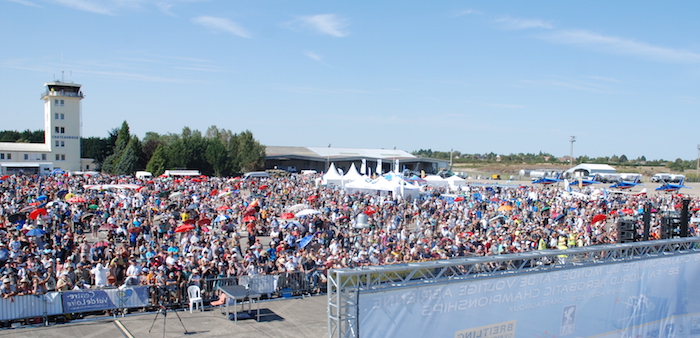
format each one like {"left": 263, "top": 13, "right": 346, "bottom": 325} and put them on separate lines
{"left": 242, "top": 215, "right": 256, "bottom": 223}
{"left": 29, "top": 208, "right": 48, "bottom": 220}
{"left": 175, "top": 224, "right": 195, "bottom": 233}
{"left": 280, "top": 212, "right": 296, "bottom": 220}
{"left": 591, "top": 214, "right": 607, "bottom": 224}
{"left": 295, "top": 209, "right": 321, "bottom": 217}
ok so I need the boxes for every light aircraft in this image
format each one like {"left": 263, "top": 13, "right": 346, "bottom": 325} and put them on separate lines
{"left": 607, "top": 188, "right": 647, "bottom": 196}
{"left": 532, "top": 174, "right": 562, "bottom": 185}
{"left": 609, "top": 176, "right": 643, "bottom": 190}
{"left": 567, "top": 175, "right": 600, "bottom": 187}
{"left": 655, "top": 179, "right": 692, "bottom": 193}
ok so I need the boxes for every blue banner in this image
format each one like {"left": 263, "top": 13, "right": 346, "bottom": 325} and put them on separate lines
{"left": 62, "top": 286, "right": 149, "bottom": 313}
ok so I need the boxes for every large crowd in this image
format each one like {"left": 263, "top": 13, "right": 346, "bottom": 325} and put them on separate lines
{"left": 1, "top": 172, "right": 698, "bottom": 301}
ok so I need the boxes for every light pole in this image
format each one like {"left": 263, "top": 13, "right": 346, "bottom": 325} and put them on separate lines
{"left": 696, "top": 144, "right": 699, "bottom": 178}
{"left": 569, "top": 136, "right": 576, "bottom": 167}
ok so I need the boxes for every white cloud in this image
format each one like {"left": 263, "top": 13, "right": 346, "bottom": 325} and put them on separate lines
{"left": 495, "top": 16, "right": 553, "bottom": 30}
{"left": 482, "top": 103, "right": 525, "bottom": 109}
{"left": 291, "top": 14, "right": 349, "bottom": 37}
{"left": 51, "top": 0, "right": 115, "bottom": 15}
{"left": 192, "top": 16, "right": 251, "bottom": 38}
{"left": 544, "top": 30, "right": 700, "bottom": 63}
{"left": 453, "top": 9, "right": 482, "bottom": 17}
{"left": 304, "top": 51, "right": 323, "bottom": 61}
{"left": 6, "top": 0, "right": 42, "bottom": 8}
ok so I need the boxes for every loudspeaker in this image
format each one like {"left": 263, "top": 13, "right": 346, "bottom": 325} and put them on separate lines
{"left": 617, "top": 217, "right": 637, "bottom": 243}
{"left": 660, "top": 216, "right": 681, "bottom": 239}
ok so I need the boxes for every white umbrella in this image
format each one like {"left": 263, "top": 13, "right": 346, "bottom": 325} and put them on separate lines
{"left": 287, "top": 204, "right": 309, "bottom": 213}
{"left": 169, "top": 191, "right": 183, "bottom": 199}
{"left": 295, "top": 209, "right": 321, "bottom": 217}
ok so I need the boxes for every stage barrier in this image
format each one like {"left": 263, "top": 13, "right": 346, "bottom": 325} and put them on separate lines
{"left": 329, "top": 238, "right": 700, "bottom": 338}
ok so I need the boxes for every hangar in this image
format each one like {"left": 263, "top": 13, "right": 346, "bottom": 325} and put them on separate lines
{"left": 264, "top": 146, "right": 448, "bottom": 175}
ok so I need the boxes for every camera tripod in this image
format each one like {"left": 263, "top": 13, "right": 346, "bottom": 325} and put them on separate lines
{"left": 148, "top": 287, "right": 190, "bottom": 337}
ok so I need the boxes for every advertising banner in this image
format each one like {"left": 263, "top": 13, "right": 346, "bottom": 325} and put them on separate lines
{"left": 359, "top": 253, "right": 700, "bottom": 337}
{"left": 62, "top": 286, "right": 149, "bottom": 313}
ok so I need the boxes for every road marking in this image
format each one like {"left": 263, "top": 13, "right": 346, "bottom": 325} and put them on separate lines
{"left": 114, "top": 320, "right": 134, "bottom": 338}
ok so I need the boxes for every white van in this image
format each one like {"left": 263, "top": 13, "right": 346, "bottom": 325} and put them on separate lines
{"left": 135, "top": 171, "right": 153, "bottom": 180}
{"left": 243, "top": 171, "right": 270, "bottom": 180}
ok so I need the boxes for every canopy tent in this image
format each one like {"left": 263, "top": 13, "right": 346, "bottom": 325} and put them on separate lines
{"left": 343, "top": 163, "right": 365, "bottom": 183}
{"left": 321, "top": 163, "right": 343, "bottom": 186}
{"left": 344, "top": 175, "right": 420, "bottom": 200}
{"left": 423, "top": 175, "right": 448, "bottom": 187}
{"left": 446, "top": 175, "right": 466, "bottom": 187}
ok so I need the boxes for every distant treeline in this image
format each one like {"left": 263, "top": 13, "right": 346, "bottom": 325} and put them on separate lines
{"left": 0, "top": 130, "right": 44, "bottom": 143}
{"left": 412, "top": 149, "right": 697, "bottom": 172}
{"left": 82, "top": 121, "right": 266, "bottom": 177}
{"left": 0, "top": 122, "right": 266, "bottom": 177}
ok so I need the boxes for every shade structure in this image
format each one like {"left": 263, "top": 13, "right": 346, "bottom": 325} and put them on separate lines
{"left": 592, "top": 214, "right": 607, "bottom": 224}
{"left": 26, "top": 228, "right": 46, "bottom": 237}
{"left": 280, "top": 212, "right": 296, "bottom": 220}
{"left": 29, "top": 208, "right": 48, "bottom": 220}
{"left": 175, "top": 224, "right": 195, "bottom": 233}
{"left": 295, "top": 209, "right": 321, "bottom": 217}
{"left": 68, "top": 196, "right": 87, "bottom": 204}
{"left": 99, "top": 223, "right": 118, "bottom": 230}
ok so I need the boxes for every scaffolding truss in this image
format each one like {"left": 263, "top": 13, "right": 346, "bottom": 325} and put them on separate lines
{"left": 327, "top": 237, "right": 700, "bottom": 338}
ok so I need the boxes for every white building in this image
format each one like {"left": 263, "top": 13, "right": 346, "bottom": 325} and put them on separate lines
{"left": 0, "top": 80, "right": 92, "bottom": 175}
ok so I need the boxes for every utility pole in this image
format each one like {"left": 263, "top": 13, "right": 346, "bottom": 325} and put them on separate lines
{"left": 569, "top": 136, "right": 576, "bottom": 167}
{"left": 696, "top": 144, "right": 699, "bottom": 178}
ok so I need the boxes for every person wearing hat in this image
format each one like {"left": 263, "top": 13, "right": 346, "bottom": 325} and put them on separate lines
{"left": 1, "top": 277, "right": 16, "bottom": 300}
{"left": 56, "top": 272, "right": 72, "bottom": 291}
{"left": 16, "top": 277, "right": 33, "bottom": 295}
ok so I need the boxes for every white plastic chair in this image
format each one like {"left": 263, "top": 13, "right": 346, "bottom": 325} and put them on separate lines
{"left": 188, "top": 285, "right": 203, "bottom": 313}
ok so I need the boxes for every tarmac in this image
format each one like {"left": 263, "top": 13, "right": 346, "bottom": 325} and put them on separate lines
{"left": 0, "top": 294, "right": 329, "bottom": 338}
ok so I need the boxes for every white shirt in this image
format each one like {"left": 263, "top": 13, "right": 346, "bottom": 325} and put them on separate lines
{"left": 91, "top": 263, "right": 110, "bottom": 287}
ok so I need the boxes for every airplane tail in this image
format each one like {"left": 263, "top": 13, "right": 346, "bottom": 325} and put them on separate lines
{"left": 564, "top": 179, "right": 571, "bottom": 192}
{"left": 636, "top": 188, "right": 647, "bottom": 196}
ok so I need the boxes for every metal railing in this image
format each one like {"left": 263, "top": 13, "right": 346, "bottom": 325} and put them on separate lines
{"left": 0, "top": 271, "right": 327, "bottom": 326}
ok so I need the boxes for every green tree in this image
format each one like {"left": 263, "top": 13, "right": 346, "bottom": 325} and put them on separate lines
{"left": 146, "top": 144, "right": 167, "bottom": 176}
{"left": 113, "top": 147, "right": 137, "bottom": 175}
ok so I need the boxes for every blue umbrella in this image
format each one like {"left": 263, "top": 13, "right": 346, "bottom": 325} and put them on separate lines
{"left": 284, "top": 221, "right": 302, "bottom": 229}
{"left": 26, "top": 228, "right": 46, "bottom": 237}
{"left": 297, "top": 235, "right": 314, "bottom": 250}
{"left": 36, "top": 195, "right": 47, "bottom": 201}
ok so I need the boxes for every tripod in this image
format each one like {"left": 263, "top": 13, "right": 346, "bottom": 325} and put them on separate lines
{"left": 148, "top": 286, "right": 189, "bottom": 338}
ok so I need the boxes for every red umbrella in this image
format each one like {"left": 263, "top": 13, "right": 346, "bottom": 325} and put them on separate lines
{"left": 99, "top": 223, "right": 117, "bottom": 230}
{"left": 217, "top": 205, "right": 231, "bottom": 211}
{"left": 307, "top": 195, "right": 318, "bottom": 202}
{"left": 175, "top": 224, "right": 195, "bottom": 233}
{"left": 259, "top": 185, "right": 268, "bottom": 190}
{"left": 454, "top": 197, "right": 465, "bottom": 202}
{"left": 68, "top": 196, "right": 87, "bottom": 204}
{"left": 280, "top": 212, "right": 296, "bottom": 220}
{"left": 591, "top": 214, "right": 607, "bottom": 224}
{"left": 197, "top": 218, "right": 211, "bottom": 226}
{"left": 619, "top": 208, "right": 634, "bottom": 215}
{"left": 242, "top": 215, "right": 256, "bottom": 223}
{"left": 29, "top": 208, "right": 48, "bottom": 220}
{"left": 184, "top": 219, "right": 196, "bottom": 225}
{"left": 364, "top": 206, "right": 377, "bottom": 215}
{"left": 244, "top": 207, "right": 256, "bottom": 216}
{"left": 128, "top": 227, "right": 142, "bottom": 234}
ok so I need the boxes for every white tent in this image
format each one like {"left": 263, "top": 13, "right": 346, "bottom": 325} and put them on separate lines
{"left": 423, "top": 175, "right": 448, "bottom": 187}
{"left": 446, "top": 175, "right": 466, "bottom": 187}
{"left": 343, "top": 163, "right": 365, "bottom": 183}
{"left": 344, "top": 175, "right": 420, "bottom": 200}
{"left": 322, "top": 163, "right": 343, "bottom": 186}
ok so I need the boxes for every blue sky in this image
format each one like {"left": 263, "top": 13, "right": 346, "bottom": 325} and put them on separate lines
{"left": 1, "top": 1, "right": 699, "bottom": 161}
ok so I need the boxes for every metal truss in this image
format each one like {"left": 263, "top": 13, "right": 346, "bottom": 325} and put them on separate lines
{"left": 327, "top": 237, "right": 700, "bottom": 338}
